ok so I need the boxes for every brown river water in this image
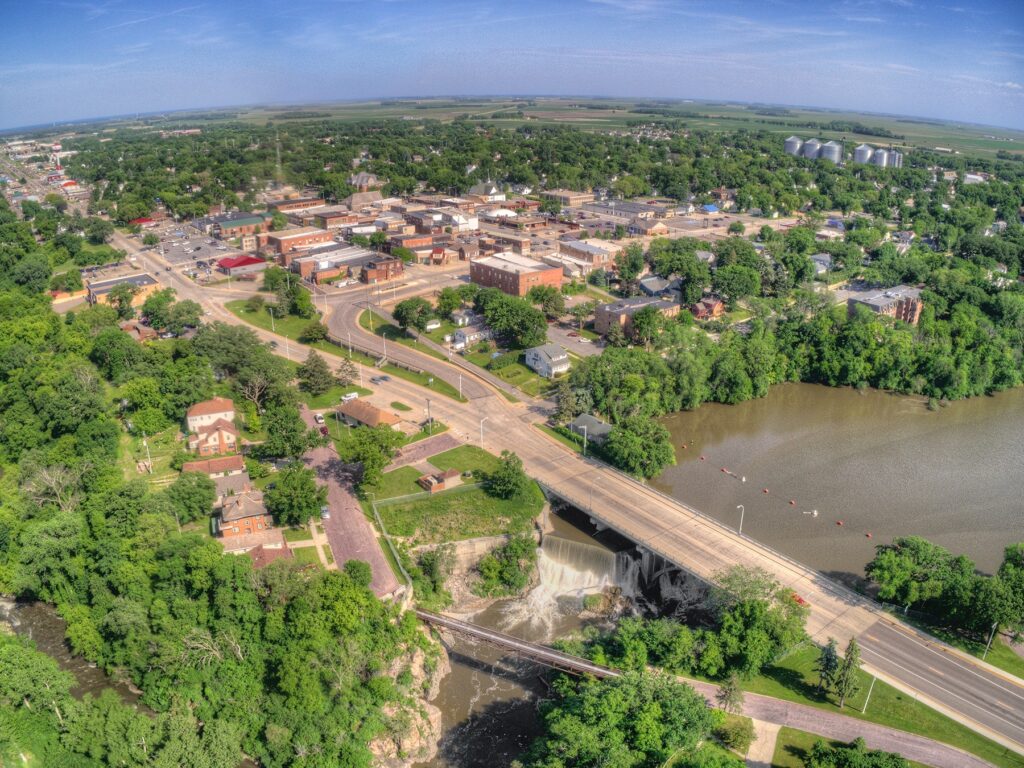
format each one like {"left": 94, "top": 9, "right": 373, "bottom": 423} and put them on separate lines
{"left": 653, "top": 383, "right": 1024, "bottom": 579}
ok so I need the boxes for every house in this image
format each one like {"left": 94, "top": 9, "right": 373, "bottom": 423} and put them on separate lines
{"left": 216, "top": 491, "right": 284, "bottom": 554}
{"left": 417, "top": 469, "right": 463, "bottom": 494}
{"left": 690, "top": 297, "right": 725, "bottom": 320}
{"left": 470, "top": 252, "right": 563, "bottom": 297}
{"left": 524, "top": 343, "right": 570, "bottom": 379}
{"left": 182, "top": 454, "right": 245, "bottom": 478}
{"left": 638, "top": 275, "right": 680, "bottom": 299}
{"left": 186, "top": 397, "right": 238, "bottom": 456}
{"left": 348, "top": 171, "right": 383, "bottom": 191}
{"left": 120, "top": 320, "right": 158, "bottom": 342}
{"left": 451, "top": 309, "right": 476, "bottom": 327}
{"left": 452, "top": 324, "right": 492, "bottom": 351}
{"left": 424, "top": 318, "right": 442, "bottom": 332}
{"left": 336, "top": 400, "right": 400, "bottom": 429}
{"left": 217, "top": 254, "right": 268, "bottom": 277}
{"left": 696, "top": 250, "right": 715, "bottom": 266}
{"left": 628, "top": 218, "right": 669, "bottom": 236}
{"left": 186, "top": 397, "right": 235, "bottom": 432}
{"left": 593, "top": 297, "right": 680, "bottom": 335}
{"left": 188, "top": 420, "right": 238, "bottom": 456}
{"left": 466, "top": 180, "right": 506, "bottom": 203}
{"left": 810, "top": 253, "right": 833, "bottom": 276}
{"left": 568, "top": 414, "right": 613, "bottom": 445}
{"left": 847, "top": 285, "right": 923, "bottom": 325}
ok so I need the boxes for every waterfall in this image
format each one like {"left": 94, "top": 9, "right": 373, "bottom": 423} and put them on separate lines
{"left": 501, "top": 536, "right": 617, "bottom": 638}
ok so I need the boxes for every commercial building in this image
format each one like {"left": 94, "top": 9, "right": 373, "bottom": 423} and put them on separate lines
{"left": 336, "top": 400, "right": 400, "bottom": 429}
{"left": 86, "top": 273, "right": 159, "bottom": 307}
{"left": 268, "top": 197, "right": 324, "bottom": 213}
{"left": 361, "top": 256, "right": 404, "bottom": 283}
{"left": 217, "top": 254, "right": 268, "bottom": 277}
{"left": 559, "top": 239, "right": 622, "bottom": 268}
{"left": 524, "top": 343, "right": 570, "bottom": 379}
{"left": 541, "top": 189, "right": 594, "bottom": 208}
{"left": 847, "top": 285, "right": 923, "bottom": 325}
{"left": 594, "top": 296, "right": 680, "bottom": 335}
{"left": 291, "top": 244, "right": 375, "bottom": 283}
{"left": 469, "top": 252, "right": 563, "bottom": 297}
{"left": 218, "top": 214, "right": 271, "bottom": 239}
{"left": 266, "top": 227, "right": 334, "bottom": 259}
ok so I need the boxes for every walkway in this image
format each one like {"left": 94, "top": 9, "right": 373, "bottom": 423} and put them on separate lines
{"left": 385, "top": 432, "right": 460, "bottom": 472}
{"left": 745, "top": 720, "right": 779, "bottom": 768}
{"left": 299, "top": 407, "right": 400, "bottom": 597}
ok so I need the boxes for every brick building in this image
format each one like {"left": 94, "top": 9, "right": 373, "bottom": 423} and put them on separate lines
{"left": 469, "top": 252, "right": 563, "bottom": 297}
{"left": 541, "top": 189, "right": 594, "bottom": 208}
{"left": 268, "top": 197, "right": 324, "bottom": 214}
{"left": 361, "top": 257, "right": 404, "bottom": 284}
{"left": 87, "top": 273, "right": 159, "bottom": 307}
{"left": 217, "top": 254, "right": 268, "bottom": 277}
{"left": 594, "top": 297, "right": 680, "bottom": 335}
{"left": 266, "top": 227, "right": 334, "bottom": 259}
{"left": 848, "top": 285, "right": 923, "bottom": 325}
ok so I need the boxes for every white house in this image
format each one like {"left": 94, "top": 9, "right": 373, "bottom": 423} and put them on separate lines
{"left": 186, "top": 397, "right": 235, "bottom": 432}
{"left": 453, "top": 324, "right": 492, "bottom": 351}
{"left": 424, "top": 318, "right": 442, "bottom": 331}
{"left": 524, "top": 343, "right": 570, "bottom": 379}
{"left": 467, "top": 181, "right": 506, "bottom": 203}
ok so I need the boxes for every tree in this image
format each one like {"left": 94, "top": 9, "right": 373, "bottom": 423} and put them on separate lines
{"left": 13, "top": 253, "right": 52, "bottom": 293}
{"left": 107, "top": 282, "right": 139, "bottom": 319}
{"left": 342, "top": 425, "right": 404, "bottom": 488}
{"left": 715, "top": 671, "right": 744, "bottom": 714}
{"left": 258, "top": 405, "right": 322, "bottom": 459}
{"left": 865, "top": 536, "right": 955, "bottom": 610}
{"left": 270, "top": 211, "right": 288, "bottom": 231}
{"left": 815, "top": 637, "right": 840, "bottom": 695}
{"left": 835, "top": 637, "right": 862, "bottom": 708}
{"left": 568, "top": 300, "right": 597, "bottom": 331}
{"left": 369, "top": 231, "right": 388, "bottom": 252}
{"left": 297, "top": 350, "right": 336, "bottom": 396}
{"left": 713, "top": 264, "right": 761, "bottom": 305}
{"left": 728, "top": 221, "right": 745, "bottom": 235}
{"left": 630, "top": 305, "right": 662, "bottom": 348}
{"left": 336, "top": 357, "right": 358, "bottom": 387}
{"left": 393, "top": 296, "right": 433, "bottom": 332}
{"left": 141, "top": 288, "right": 177, "bottom": 329}
{"left": 245, "top": 294, "right": 266, "bottom": 314}
{"left": 298, "top": 320, "right": 327, "bottom": 343}
{"left": 485, "top": 450, "right": 528, "bottom": 499}
{"left": 164, "top": 472, "right": 216, "bottom": 525}
{"left": 807, "top": 737, "right": 910, "bottom": 768}
{"left": 527, "top": 285, "right": 565, "bottom": 320}
{"left": 554, "top": 378, "right": 580, "bottom": 423}
{"left": 166, "top": 300, "right": 201, "bottom": 334}
{"left": 264, "top": 463, "right": 327, "bottom": 527}
{"left": 605, "top": 417, "right": 676, "bottom": 478}
{"left": 615, "top": 243, "right": 645, "bottom": 285}
{"left": 142, "top": 232, "right": 159, "bottom": 246}
{"left": 85, "top": 218, "right": 114, "bottom": 244}
{"left": 436, "top": 287, "right": 462, "bottom": 319}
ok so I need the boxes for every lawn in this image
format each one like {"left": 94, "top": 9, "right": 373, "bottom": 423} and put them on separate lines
{"left": 298, "top": 383, "right": 373, "bottom": 411}
{"left": 404, "top": 421, "right": 449, "bottom": 445}
{"left": 743, "top": 645, "right": 1024, "bottom": 768}
{"left": 283, "top": 527, "right": 313, "bottom": 543}
{"left": 424, "top": 319, "right": 458, "bottom": 346}
{"left": 377, "top": 481, "right": 545, "bottom": 544}
{"left": 391, "top": 401, "right": 412, "bottom": 411}
{"left": 290, "top": 547, "right": 322, "bottom": 567}
{"left": 358, "top": 310, "right": 448, "bottom": 362}
{"left": 117, "top": 427, "right": 181, "bottom": 485}
{"left": 226, "top": 300, "right": 466, "bottom": 402}
{"left": 429, "top": 445, "right": 501, "bottom": 477}
{"left": 535, "top": 424, "right": 584, "bottom": 454}
{"left": 464, "top": 350, "right": 553, "bottom": 397}
{"left": 364, "top": 466, "right": 425, "bottom": 500}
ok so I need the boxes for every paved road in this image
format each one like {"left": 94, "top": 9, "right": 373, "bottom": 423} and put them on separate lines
{"left": 117, "top": 230, "right": 1024, "bottom": 757}
{"left": 299, "top": 406, "right": 400, "bottom": 598}
{"left": 385, "top": 433, "right": 461, "bottom": 473}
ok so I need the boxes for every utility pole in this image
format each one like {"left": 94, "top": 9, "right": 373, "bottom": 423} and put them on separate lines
{"left": 581, "top": 424, "right": 588, "bottom": 457}
{"left": 426, "top": 398, "right": 432, "bottom": 435}
{"left": 861, "top": 675, "right": 876, "bottom": 714}
{"left": 458, "top": 373, "right": 462, "bottom": 399}
{"left": 736, "top": 504, "right": 745, "bottom": 536}
{"left": 983, "top": 622, "right": 999, "bottom": 660}
{"left": 479, "top": 416, "right": 489, "bottom": 447}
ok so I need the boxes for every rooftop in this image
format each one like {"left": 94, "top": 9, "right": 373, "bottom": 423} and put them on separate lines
{"left": 187, "top": 396, "right": 235, "bottom": 418}
{"left": 473, "top": 252, "right": 556, "bottom": 274}
{"left": 221, "top": 491, "right": 268, "bottom": 523}
{"left": 87, "top": 272, "right": 158, "bottom": 295}
{"left": 337, "top": 399, "right": 400, "bottom": 428}
{"left": 528, "top": 342, "right": 568, "bottom": 362}
{"left": 267, "top": 227, "right": 330, "bottom": 240}
{"left": 182, "top": 455, "right": 245, "bottom": 475}
{"left": 218, "top": 254, "right": 265, "bottom": 269}
{"left": 598, "top": 296, "right": 677, "bottom": 316}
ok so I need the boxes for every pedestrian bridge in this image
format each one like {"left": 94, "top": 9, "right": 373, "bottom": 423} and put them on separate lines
{"left": 415, "top": 609, "right": 619, "bottom": 679}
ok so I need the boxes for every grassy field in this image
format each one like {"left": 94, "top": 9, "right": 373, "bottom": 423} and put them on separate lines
{"left": 358, "top": 309, "right": 448, "bottom": 362}
{"left": 290, "top": 547, "right": 322, "bottom": 567}
{"left": 225, "top": 300, "right": 466, "bottom": 402}
{"left": 743, "top": 645, "right": 1024, "bottom": 768}
{"left": 770, "top": 727, "right": 930, "bottom": 768}
{"left": 391, "top": 401, "right": 412, "bottom": 411}
{"left": 364, "top": 466, "right": 424, "bottom": 500}
{"left": 117, "top": 427, "right": 181, "bottom": 486}
{"left": 283, "top": 526, "right": 313, "bottom": 543}
{"left": 377, "top": 481, "right": 544, "bottom": 544}
{"left": 535, "top": 423, "right": 584, "bottom": 454}
{"left": 298, "top": 383, "right": 372, "bottom": 410}
{"left": 464, "top": 350, "right": 553, "bottom": 397}
{"left": 429, "top": 445, "right": 501, "bottom": 476}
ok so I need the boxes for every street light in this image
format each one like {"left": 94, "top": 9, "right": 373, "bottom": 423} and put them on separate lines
{"left": 736, "top": 504, "right": 745, "bottom": 536}
{"left": 581, "top": 424, "right": 588, "bottom": 457}
{"left": 479, "top": 416, "right": 489, "bottom": 447}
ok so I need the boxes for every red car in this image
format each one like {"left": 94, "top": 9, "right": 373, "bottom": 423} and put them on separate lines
{"left": 568, "top": 331, "right": 579, "bottom": 337}
{"left": 319, "top": 426, "right": 329, "bottom": 436}
{"left": 789, "top": 592, "right": 810, "bottom": 608}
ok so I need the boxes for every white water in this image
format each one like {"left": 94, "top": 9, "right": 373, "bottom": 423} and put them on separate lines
{"left": 501, "top": 535, "right": 617, "bottom": 638}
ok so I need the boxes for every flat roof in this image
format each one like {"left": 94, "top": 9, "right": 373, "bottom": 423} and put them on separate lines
{"left": 87, "top": 272, "right": 157, "bottom": 294}
{"left": 472, "top": 252, "right": 557, "bottom": 274}
{"left": 266, "top": 227, "right": 330, "bottom": 240}
{"left": 561, "top": 239, "right": 621, "bottom": 256}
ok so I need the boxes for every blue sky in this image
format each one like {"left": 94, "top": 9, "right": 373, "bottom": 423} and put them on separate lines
{"left": 1, "top": 0, "right": 1023, "bottom": 130}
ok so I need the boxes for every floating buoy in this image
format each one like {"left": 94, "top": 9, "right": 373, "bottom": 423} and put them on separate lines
{"left": 681, "top": 444, "right": 687, "bottom": 450}
{"left": 789, "top": 500, "right": 796, "bottom": 506}
{"left": 762, "top": 488, "right": 769, "bottom": 494}
{"left": 865, "top": 532, "right": 873, "bottom": 539}
{"left": 700, "top": 456, "right": 706, "bottom": 461}
{"left": 721, "top": 467, "right": 728, "bottom": 473}
{"left": 741, "top": 476, "right": 746, "bottom": 483}
{"left": 836, "top": 520, "right": 844, "bottom": 526}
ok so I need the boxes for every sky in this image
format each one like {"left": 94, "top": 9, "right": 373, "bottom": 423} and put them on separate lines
{"left": 1, "top": 0, "right": 1023, "bottom": 131}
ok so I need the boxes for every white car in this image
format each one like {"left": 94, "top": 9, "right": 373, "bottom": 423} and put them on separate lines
{"left": 314, "top": 413, "right": 325, "bottom": 425}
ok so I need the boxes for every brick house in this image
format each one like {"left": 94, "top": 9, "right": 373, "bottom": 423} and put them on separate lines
{"left": 361, "top": 257, "right": 404, "bottom": 283}
{"left": 186, "top": 397, "right": 238, "bottom": 456}
{"left": 469, "top": 253, "right": 562, "bottom": 297}
{"left": 594, "top": 297, "right": 680, "bottom": 335}
{"left": 690, "top": 297, "right": 725, "bottom": 320}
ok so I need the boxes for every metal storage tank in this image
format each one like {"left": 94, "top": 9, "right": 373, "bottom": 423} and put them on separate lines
{"left": 820, "top": 140, "right": 843, "bottom": 164}
{"left": 887, "top": 150, "right": 903, "bottom": 168}
{"left": 784, "top": 136, "right": 804, "bottom": 156}
{"left": 854, "top": 143, "right": 874, "bottom": 164}
{"left": 801, "top": 139, "right": 822, "bottom": 159}
{"left": 871, "top": 148, "right": 889, "bottom": 167}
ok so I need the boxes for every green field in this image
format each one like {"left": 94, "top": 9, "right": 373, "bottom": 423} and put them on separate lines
{"left": 364, "top": 466, "right": 425, "bottom": 500}
{"left": 358, "top": 309, "right": 448, "bottom": 362}
{"left": 464, "top": 350, "right": 554, "bottom": 397}
{"left": 428, "top": 445, "right": 501, "bottom": 477}
{"left": 102, "top": 97, "right": 1024, "bottom": 159}
{"left": 376, "top": 481, "right": 544, "bottom": 544}
{"left": 742, "top": 645, "right": 1024, "bottom": 768}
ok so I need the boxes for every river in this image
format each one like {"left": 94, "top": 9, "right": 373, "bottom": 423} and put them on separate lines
{"left": 653, "top": 383, "right": 1024, "bottom": 580}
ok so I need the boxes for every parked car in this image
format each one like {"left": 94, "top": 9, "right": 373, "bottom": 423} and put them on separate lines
{"left": 341, "top": 392, "right": 359, "bottom": 402}
{"left": 320, "top": 506, "right": 331, "bottom": 519}
{"left": 269, "top": 341, "right": 278, "bottom": 349}
{"left": 319, "top": 426, "right": 329, "bottom": 436}
{"left": 314, "top": 413, "right": 325, "bottom": 425}
{"left": 568, "top": 331, "right": 579, "bottom": 337}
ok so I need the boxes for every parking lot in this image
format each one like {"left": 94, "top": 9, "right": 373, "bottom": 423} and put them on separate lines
{"left": 141, "top": 224, "right": 251, "bottom": 280}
